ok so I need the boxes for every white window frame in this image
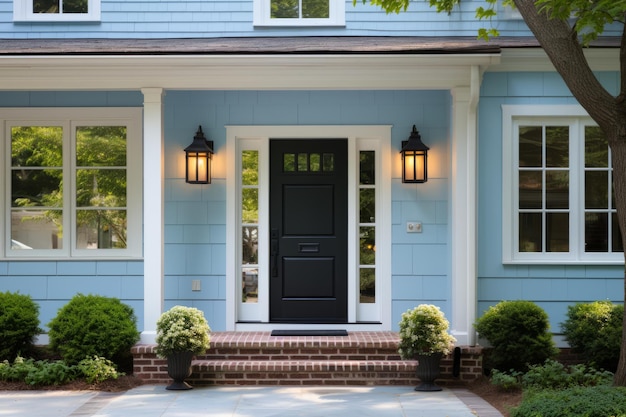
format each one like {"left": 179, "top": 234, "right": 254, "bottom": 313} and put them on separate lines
{"left": 502, "top": 105, "right": 623, "bottom": 264}
{"left": 1, "top": 108, "right": 142, "bottom": 259}
{"left": 253, "top": 0, "right": 345, "bottom": 27}
{"left": 13, "top": 0, "right": 100, "bottom": 22}
{"left": 226, "top": 125, "right": 391, "bottom": 330}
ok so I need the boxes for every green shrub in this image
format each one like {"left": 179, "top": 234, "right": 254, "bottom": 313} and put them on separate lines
{"left": 48, "top": 294, "right": 140, "bottom": 365}
{"left": 561, "top": 300, "right": 623, "bottom": 371}
{"left": 475, "top": 300, "right": 558, "bottom": 372}
{"left": 0, "top": 291, "right": 41, "bottom": 361}
{"left": 490, "top": 368, "right": 523, "bottom": 390}
{"left": 521, "top": 359, "right": 613, "bottom": 389}
{"left": 511, "top": 386, "right": 626, "bottom": 417}
{"left": 78, "top": 356, "right": 123, "bottom": 383}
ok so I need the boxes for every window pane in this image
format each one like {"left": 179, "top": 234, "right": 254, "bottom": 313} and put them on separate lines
{"left": 519, "top": 171, "right": 542, "bottom": 209}
{"left": 359, "top": 151, "right": 375, "bottom": 185}
{"left": 323, "top": 153, "right": 334, "bottom": 171}
{"left": 585, "top": 212, "right": 608, "bottom": 252}
{"left": 242, "top": 226, "right": 258, "bottom": 264}
{"left": 546, "top": 213, "right": 569, "bottom": 252}
{"left": 283, "top": 153, "right": 295, "bottom": 172}
{"left": 359, "top": 226, "right": 375, "bottom": 265}
{"left": 271, "top": 0, "right": 298, "bottom": 18}
{"left": 519, "top": 126, "right": 542, "bottom": 167}
{"left": 298, "top": 153, "right": 308, "bottom": 171}
{"left": 76, "top": 126, "right": 126, "bottom": 167}
{"left": 359, "top": 189, "right": 375, "bottom": 223}
{"left": 612, "top": 213, "right": 623, "bottom": 252}
{"left": 12, "top": 170, "right": 63, "bottom": 207}
{"left": 76, "top": 169, "right": 127, "bottom": 207}
{"left": 33, "top": 0, "right": 59, "bottom": 13}
{"left": 11, "top": 210, "right": 63, "bottom": 249}
{"left": 585, "top": 126, "right": 608, "bottom": 168}
{"left": 76, "top": 209, "right": 127, "bottom": 249}
{"left": 303, "top": 0, "right": 329, "bottom": 18}
{"left": 546, "top": 171, "right": 568, "bottom": 209}
{"left": 585, "top": 171, "right": 608, "bottom": 209}
{"left": 63, "top": 0, "right": 88, "bottom": 13}
{"left": 310, "top": 153, "right": 320, "bottom": 171}
{"left": 242, "top": 267, "right": 258, "bottom": 303}
{"left": 519, "top": 212, "right": 541, "bottom": 252}
{"left": 359, "top": 268, "right": 375, "bottom": 304}
{"left": 242, "top": 189, "right": 258, "bottom": 223}
{"left": 242, "top": 151, "right": 259, "bottom": 185}
{"left": 545, "top": 126, "right": 569, "bottom": 168}
{"left": 12, "top": 126, "right": 63, "bottom": 167}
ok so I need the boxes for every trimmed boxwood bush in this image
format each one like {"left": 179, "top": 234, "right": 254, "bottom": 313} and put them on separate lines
{"left": 511, "top": 386, "right": 626, "bottom": 417}
{"left": 48, "top": 294, "right": 140, "bottom": 366}
{"left": 561, "top": 300, "right": 623, "bottom": 372}
{"left": 475, "top": 300, "right": 558, "bottom": 372}
{"left": 0, "top": 291, "right": 41, "bottom": 361}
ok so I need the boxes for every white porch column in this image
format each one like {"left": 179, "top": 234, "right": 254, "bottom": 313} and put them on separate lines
{"left": 449, "top": 67, "right": 480, "bottom": 346}
{"left": 141, "top": 87, "right": 165, "bottom": 343}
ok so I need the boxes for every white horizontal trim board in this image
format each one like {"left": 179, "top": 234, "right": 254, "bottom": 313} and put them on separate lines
{"left": 0, "top": 54, "right": 499, "bottom": 91}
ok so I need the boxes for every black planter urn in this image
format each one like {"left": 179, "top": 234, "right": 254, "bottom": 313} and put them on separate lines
{"left": 166, "top": 351, "right": 194, "bottom": 390}
{"left": 414, "top": 352, "right": 443, "bottom": 391}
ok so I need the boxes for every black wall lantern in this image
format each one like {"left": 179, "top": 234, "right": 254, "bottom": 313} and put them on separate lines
{"left": 401, "top": 125, "right": 429, "bottom": 183}
{"left": 184, "top": 126, "right": 214, "bottom": 184}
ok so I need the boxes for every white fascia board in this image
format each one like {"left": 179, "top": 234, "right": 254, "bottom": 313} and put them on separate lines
{"left": 489, "top": 48, "right": 619, "bottom": 72}
{"left": 0, "top": 54, "right": 499, "bottom": 91}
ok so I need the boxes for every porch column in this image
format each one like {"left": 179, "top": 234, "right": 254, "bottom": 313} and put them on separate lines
{"left": 449, "top": 66, "right": 480, "bottom": 346}
{"left": 141, "top": 87, "right": 165, "bottom": 343}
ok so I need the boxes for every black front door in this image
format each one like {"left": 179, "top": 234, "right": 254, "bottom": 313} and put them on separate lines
{"left": 269, "top": 139, "right": 348, "bottom": 323}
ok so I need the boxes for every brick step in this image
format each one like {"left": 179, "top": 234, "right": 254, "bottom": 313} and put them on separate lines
{"left": 189, "top": 359, "right": 419, "bottom": 386}
{"left": 131, "top": 331, "right": 485, "bottom": 386}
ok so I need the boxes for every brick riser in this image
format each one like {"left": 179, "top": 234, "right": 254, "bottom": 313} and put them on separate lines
{"left": 132, "top": 331, "right": 484, "bottom": 386}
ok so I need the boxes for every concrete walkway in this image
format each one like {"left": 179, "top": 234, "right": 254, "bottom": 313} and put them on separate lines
{"left": 1, "top": 385, "right": 504, "bottom": 417}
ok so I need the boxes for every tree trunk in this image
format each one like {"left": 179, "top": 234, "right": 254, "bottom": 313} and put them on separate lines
{"left": 512, "top": 0, "right": 626, "bottom": 385}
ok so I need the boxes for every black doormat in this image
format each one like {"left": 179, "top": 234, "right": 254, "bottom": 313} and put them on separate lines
{"left": 270, "top": 330, "right": 348, "bottom": 336}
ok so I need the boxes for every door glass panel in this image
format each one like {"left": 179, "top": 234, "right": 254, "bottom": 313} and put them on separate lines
{"left": 283, "top": 153, "right": 295, "bottom": 172}
{"left": 242, "top": 226, "right": 258, "bottom": 264}
{"left": 242, "top": 189, "right": 259, "bottom": 223}
{"left": 297, "top": 153, "right": 308, "bottom": 171}
{"left": 242, "top": 151, "right": 259, "bottom": 185}
{"left": 310, "top": 153, "right": 320, "bottom": 171}
{"left": 359, "top": 228, "right": 375, "bottom": 265}
{"left": 242, "top": 267, "right": 258, "bottom": 303}
{"left": 359, "top": 268, "right": 375, "bottom": 303}
{"left": 359, "top": 151, "right": 375, "bottom": 185}
{"left": 359, "top": 189, "right": 375, "bottom": 223}
{"left": 322, "top": 153, "right": 334, "bottom": 171}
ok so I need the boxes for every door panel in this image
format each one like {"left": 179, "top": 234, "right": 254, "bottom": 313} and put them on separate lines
{"left": 270, "top": 139, "right": 347, "bottom": 323}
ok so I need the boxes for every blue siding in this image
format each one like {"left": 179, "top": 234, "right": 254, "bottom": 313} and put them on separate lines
{"left": 163, "top": 89, "right": 451, "bottom": 331}
{"left": 6, "top": 0, "right": 621, "bottom": 39}
{"left": 477, "top": 71, "right": 623, "bottom": 336}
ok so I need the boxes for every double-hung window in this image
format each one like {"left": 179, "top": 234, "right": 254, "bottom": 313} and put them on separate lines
{"left": 503, "top": 105, "right": 623, "bottom": 264}
{"left": 14, "top": 0, "right": 100, "bottom": 22}
{"left": 254, "top": 0, "right": 345, "bottom": 26}
{"left": 2, "top": 108, "right": 142, "bottom": 258}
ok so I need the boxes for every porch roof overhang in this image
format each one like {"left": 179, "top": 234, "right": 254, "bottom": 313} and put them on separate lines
{"left": 0, "top": 36, "right": 514, "bottom": 91}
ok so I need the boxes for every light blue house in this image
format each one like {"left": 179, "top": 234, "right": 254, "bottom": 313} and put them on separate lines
{"left": 0, "top": 0, "right": 622, "bottom": 348}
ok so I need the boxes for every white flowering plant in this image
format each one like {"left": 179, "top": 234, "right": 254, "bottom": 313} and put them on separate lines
{"left": 397, "top": 304, "right": 456, "bottom": 358}
{"left": 155, "top": 306, "right": 211, "bottom": 358}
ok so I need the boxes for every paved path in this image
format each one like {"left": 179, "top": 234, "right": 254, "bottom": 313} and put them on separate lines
{"left": 1, "top": 385, "right": 504, "bottom": 417}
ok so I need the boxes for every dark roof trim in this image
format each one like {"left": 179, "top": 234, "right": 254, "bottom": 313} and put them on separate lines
{"left": 0, "top": 36, "right": 618, "bottom": 57}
